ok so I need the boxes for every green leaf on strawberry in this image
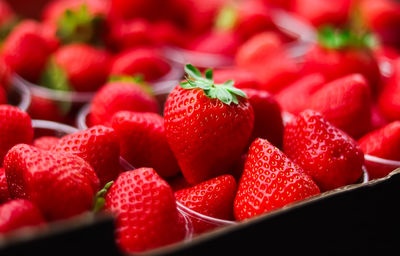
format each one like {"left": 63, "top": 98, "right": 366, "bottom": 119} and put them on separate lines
{"left": 181, "top": 64, "right": 247, "bottom": 105}
{"left": 56, "top": 4, "right": 104, "bottom": 45}
{"left": 93, "top": 180, "right": 114, "bottom": 213}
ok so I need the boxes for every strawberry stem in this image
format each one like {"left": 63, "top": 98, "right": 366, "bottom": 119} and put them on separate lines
{"left": 180, "top": 64, "right": 247, "bottom": 105}
{"left": 93, "top": 181, "right": 114, "bottom": 213}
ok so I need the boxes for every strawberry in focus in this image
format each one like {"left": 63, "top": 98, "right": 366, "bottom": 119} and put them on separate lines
{"left": 283, "top": 110, "right": 364, "bottom": 191}
{"left": 164, "top": 64, "right": 254, "bottom": 185}
{"left": 104, "top": 168, "right": 186, "bottom": 253}
{"left": 234, "top": 138, "right": 320, "bottom": 221}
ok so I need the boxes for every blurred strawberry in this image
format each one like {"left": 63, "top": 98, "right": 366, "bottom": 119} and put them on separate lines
{"left": 151, "top": 21, "right": 188, "bottom": 48}
{"left": 110, "top": 0, "right": 170, "bottom": 22}
{"left": 90, "top": 81, "right": 159, "bottom": 126}
{"left": 359, "top": 0, "right": 400, "bottom": 50}
{"left": 0, "top": 86, "right": 6, "bottom": 104}
{"left": 4, "top": 144, "right": 99, "bottom": 220}
{"left": 214, "top": 68, "right": 261, "bottom": 89}
{"left": 0, "top": 57, "right": 12, "bottom": 90}
{"left": 41, "top": 44, "right": 111, "bottom": 92}
{"left": 291, "top": 0, "right": 353, "bottom": 28}
{"left": 110, "top": 47, "right": 171, "bottom": 82}
{"left": 0, "top": 199, "right": 45, "bottom": 234}
{"left": 378, "top": 59, "right": 400, "bottom": 122}
{"left": 167, "top": 174, "right": 190, "bottom": 192}
{"left": 111, "top": 111, "right": 179, "bottom": 178}
{"left": 104, "top": 168, "right": 186, "bottom": 253}
{"left": 0, "top": 105, "right": 33, "bottom": 164}
{"left": 27, "top": 95, "right": 64, "bottom": 123}
{"left": 306, "top": 73, "right": 372, "bottom": 139}
{"left": 276, "top": 73, "right": 326, "bottom": 114}
{"left": 188, "top": 30, "right": 240, "bottom": 56}
{"left": 0, "top": 0, "right": 18, "bottom": 41}
{"left": 236, "top": 31, "right": 299, "bottom": 92}
{"left": 1, "top": 20, "right": 51, "bottom": 82}
{"left": 302, "top": 26, "right": 381, "bottom": 94}
{"left": 242, "top": 88, "right": 284, "bottom": 149}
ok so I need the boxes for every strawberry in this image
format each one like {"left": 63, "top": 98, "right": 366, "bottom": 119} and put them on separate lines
{"left": 378, "top": 59, "right": 400, "bottom": 122}
{"left": 167, "top": 174, "right": 190, "bottom": 192}
{"left": 110, "top": 47, "right": 171, "bottom": 82}
{"left": 283, "top": 110, "right": 364, "bottom": 191}
{"left": 305, "top": 73, "right": 372, "bottom": 139}
{"left": 359, "top": 121, "right": 400, "bottom": 162}
{"left": 111, "top": 111, "right": 179, "bottom": 178}
{"left": 291, "top": 0, "right": 353, "bottom": 28}
{"left": 0, "top": 199, "right": 45, "bottom": 234}
{"left": 27, "top": 95, "right": 65, "bottom": 123}
{"left": 235, "top": 31, "right": 299, "bottom": 92}
{"left": 0, "top": 167, "right": 9, "bottom": 203}
{"left": 42, "top": 0, "right": 109, "bottom": 45}
{"left": 0, "top": 105, "right": 34, "bottom": 164}
{"left": 33, "top": 136, "right": 61, "bottom": 151}
{"left": 110, "top": 0, "right": 170, "bottom": 22}
{"left": 234, "top": 138, "right": 320, "bottom": 221}
{"left": 301, "top": 26, "right": 381, "bottom": 94}
{"left": 151, "top": 21, "right": 188, "bottom": 48}
{"left": 188, "top": 31, "right": 240, "bottom": 56}
{"left": 51, "top": 125, "right": 120, "bottom": 186}
{"left": 214, "top": 68, "right": 261, "bottom": 89}
{"left": 175, "top": 175, "right": 237, "bottom": 234}
{"left": 106, "top": 18, "right": 153, "bottom": 51}
{"left": 242, "top": 88, "right": 284, "bottom": 149}
{"left": 1, "top": 20, "right": 51, "bottom": 82}
{"left": 0, "top": 57, "right": 12, "bottom": 90}
{"left": 4, "top": 144, "right": 99, "bottom": 220}
{"left": 0, "top": 86, "right": 6, "bottom": 105}
{"left": 164, "top": 64, "right": 254, "bottom": 185}
{"left": 276, "top": 73, "right": 326, "bottom": 114}
{"left": 89, "top": 81, "right": 159, "bottom": 126}
{"left": 104, "top": 168, "right": 186, "bottom": 253}
{"left": 359, "top": 0, "right": 400, "bottom": 50}
{"left": 41, "top": 44, "right": 111, "bottom": 92}
{"left": 0, "top": 0, "right": 17, "bottom": 41}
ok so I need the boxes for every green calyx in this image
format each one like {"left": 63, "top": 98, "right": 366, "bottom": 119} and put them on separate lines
{"left": 215, "top": 4, "right": 238, "bottom": 31}
{"left": 56, "top": 4, "right": 104, "bottom": 45}
{"left": 317, "top": 25, "right": 377, "bottom": 50}
{"left": 180, "top": 64, "right": 247, "bottom": 105}
{"left": 93, "top": 181, "right": 114, "bottom": 213}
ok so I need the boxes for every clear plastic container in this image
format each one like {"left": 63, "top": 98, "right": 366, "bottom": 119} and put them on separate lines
{"left": 363, "top": 154, "right": 400, "bottom": 180}
{"left": 6, "top": 75, "right": 31, "bottom": 112}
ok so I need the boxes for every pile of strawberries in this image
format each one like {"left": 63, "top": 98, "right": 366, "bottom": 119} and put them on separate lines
{"left": 1, "top": 0, "right": 400, "bottom": 254}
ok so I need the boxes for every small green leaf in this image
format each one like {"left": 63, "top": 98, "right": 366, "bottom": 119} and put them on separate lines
{"left": 215, "top": 86, "right": 233, "bottom": 105}
{"left": 184, "top": 64, "right": 203, "bottom": 80}
{"left": 93, "top": 181, "right": 114, "bottom": 213}
{"left": 205, "top": 69, "right": 213, "bottom": 82}
{"left": 180, "top": 81, "right": 194, "bottom": 89}
{"left": 223, "top": 79, "right": 235, "bottom": 87}
{"left": 226, "top": 86, "right": 247, "bottom": 98}
{"left": 231, "top": 94, "right": 239, "bottom": 104}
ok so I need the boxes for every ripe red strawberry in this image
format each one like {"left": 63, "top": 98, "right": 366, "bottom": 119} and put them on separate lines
{"left": 359, "top": 0, "right": 400, "bottom": 49}
{"left": 378, "top": 59, "right": 400, "bottom": 121}
{"left": 164, "top": 65, "right": 254, "bottom": 185}
{"left": 306, "top": 73, "right": 372, "bottom": 139}
{"left": 104, "top": 168, "right": 186, "bottom": 253}
{"left": 27, "top": 95, "right": 64, "bottom": 123}
{"left": 1, "top": 20, "right": 51, "bottom": 82}
{"left": 234, "top": 138, "right": 320, "bottom": 221}
{"left": 276, "top": 73, "right": 326, "bottom": 114}
{"left": 0, "top": 105, "right": 34, "bottom": 164}
{"left": 291, "top": 0, "right": 353, "bottom": 28}
{"left": 4, "top": 144, "right": 99, "bottom": 220}
{"left": 284, "top": 110, "right": 364, "bottom": 191}
{"left": 110, "top": 0, "right": 170, "bottom": 21}
{"left": 0, "top": 57, "right": 12, "bottom": 90}
{"left": 213, "top": 68, "right": 261, "bottom": 89}
{"left": 175, "top": 175, "right": 237, "bottom": 234}
{"left": 33, "top": 136, "right": 61, "bottom": 151}
{"left": 151, "top": 21, "right": 188, "bottom": 48}
{"left": 106, "top": 18, "right": 154, "bottom": 51}
{"left": 359, "top": 121, "right": 400, "bottom": 162}
{"left": 0, "top": 167, "right": 9, "bottom": 203}
{"left": 111, "top": 111, "right": 179, "bottom": 178}
{"left": 89, "top": 81, "right": 159, "bottom": 126}
{"left": 110, "top": 47, "right": 171, "bottom": 82}
{"left": 41, "top": 44, "right": 111, "bottom": 92}
{"left": 42, "top": 0, "right": 109, "bottom": 45}
{"left": 188, "top": 31, "right": 240, "bottom": 56}
{"left": 0, "top": 86, "right": 6, "bottom": 104}
{"left": 242, "top": 88, "right": 284, "bottom": 149}
{"left": 0, "top": 199, "right": 45, "bottom": 234}
{"left": 51, "top": 125, "right": 120, "bottom": 186}
{"left": 301, "top": 27, "right": 381, "bottom": 93}
{"left": 235, "top": 31, "right": 299, "bottom": 92}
